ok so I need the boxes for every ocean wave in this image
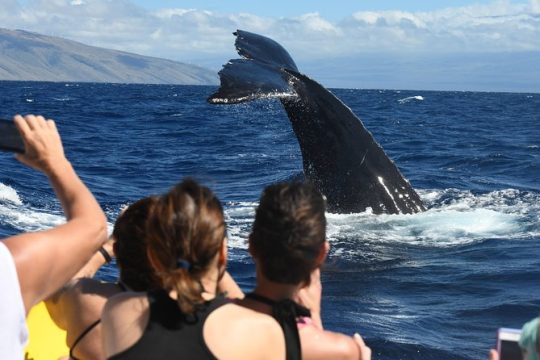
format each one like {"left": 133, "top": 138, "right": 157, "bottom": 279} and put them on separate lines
{"left": 398, "top": 95, "right": 424, "bottom": 104}
{"left": 0, "top": 183, "right": 65, "bottom": 232}
{"left": 224, "top": 189, "right": 540, "bottom": 253}
{"left": 0, "top": 182, "right": 116, "bottom": 235}
{"left": 3, "top": 184, "right": 537, "bottom": 255}
{"left": 0, "top": 183, "right": 22, "bottom": 205}
{"left": 224, "top": 201, "right": 257, "bottom": 257}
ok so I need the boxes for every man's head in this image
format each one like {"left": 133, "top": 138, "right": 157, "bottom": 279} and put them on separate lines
{"left": 249, "top": 182, "right": 327, "bottom": 286}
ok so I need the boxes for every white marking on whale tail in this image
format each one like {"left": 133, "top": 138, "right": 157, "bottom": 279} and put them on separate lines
{"left": 378, "top": 176, "right": 400, "bottom": 212}
{"left": 359, "top": 149, "right": 369, "bottom": 167}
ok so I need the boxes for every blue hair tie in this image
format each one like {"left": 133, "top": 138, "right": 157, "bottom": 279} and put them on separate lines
{"left": 176, "top": 259, "right": 192, "bottom": 270}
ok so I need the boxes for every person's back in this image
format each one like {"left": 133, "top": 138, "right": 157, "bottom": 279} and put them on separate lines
{"left": 233, "top": 182, "right": 371, "bottom": 360}
{"left": 0, "top": 114, "right": 107, "bottom": 358}
{"left": 103, "top": 289, "right": 284, "bottom": 360}
{"left": 48, "top": 277, "right": 119, "bottom": 360}
{"left": 45, "top": 196, "right": 159, "bottom": 360}
{"left": 101, "top": 179, "right": 286, "bottom": 360}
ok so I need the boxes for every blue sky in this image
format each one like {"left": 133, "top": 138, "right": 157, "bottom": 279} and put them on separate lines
{"left": 2, "top": 0, "right": 540, "bottom": 91}
{"left": 130, "top": 0, "right": 530, "bottom": 20}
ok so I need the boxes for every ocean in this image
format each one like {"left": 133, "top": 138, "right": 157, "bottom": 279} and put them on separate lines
{"left": 0, "top": 81, "right": 539, "bottom": 359}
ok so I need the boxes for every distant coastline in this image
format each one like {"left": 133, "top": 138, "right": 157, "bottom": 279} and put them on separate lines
{"left": 0, "top": 28, "right": 218, "bottom": 85}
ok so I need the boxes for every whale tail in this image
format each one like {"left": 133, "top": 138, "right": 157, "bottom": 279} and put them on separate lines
{"left": 209, "top": 30, "right": 425, "bottom": 214}
{"left": 208, "top": 30, "right": 299, "bottom": 104}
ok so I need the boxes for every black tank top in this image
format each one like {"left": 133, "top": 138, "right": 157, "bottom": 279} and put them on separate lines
{"left": 108, "top": 290, "right": 229, "bottom": 360}
{"left": 244, "top": 293, "right": 311, "bottom": 360}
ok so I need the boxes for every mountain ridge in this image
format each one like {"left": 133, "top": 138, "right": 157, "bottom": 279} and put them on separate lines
{"left": 0, "top": 28, "right": 218, "bottom": 85}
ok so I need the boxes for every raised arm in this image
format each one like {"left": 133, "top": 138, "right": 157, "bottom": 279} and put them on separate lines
{"left": 44, "top": 237, "right": 114, "bottom": 329}
{"left": 2, "top": 114, "right": 108, "bottom": 313}
{"left": 71, "top": 237, "right": 114, "bottom": 280}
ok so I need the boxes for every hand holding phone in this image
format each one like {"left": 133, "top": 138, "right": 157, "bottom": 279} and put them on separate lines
{"left": 0, "top": 118, "right": 25, "bottom": 153}
{"left": 497, "top": 328, "right": 522, "bottom": 360}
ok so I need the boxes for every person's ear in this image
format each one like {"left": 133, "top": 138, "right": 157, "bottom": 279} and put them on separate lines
{"left": 316, "top": 241, "right": 329, "bottom": 266}
{"left": 146, "top": 248, "right": 160, "bottom": 271}
{"left": 218, "top": 237, "right": 228, "bottom": 268}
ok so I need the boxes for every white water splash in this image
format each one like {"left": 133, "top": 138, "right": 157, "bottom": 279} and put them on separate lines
{"left": 398, "top": 95, "right": 424, "bottom": 104}
{"left": 224, "top": 202, "right": 257, "bottom": 259}
{"left": 209, "top": 91, "right": 296, "bottom": 104}
{"left": 0, "top": 182, "right": 115, "bottom": 234}
{"left": 0, "top": 183, "right": 65, "bottom": 232}
{"left": 224, "top": 188, "right": 540, "bottom": 252}
{"left": 2, "top": 183, "right": 537, "bottom": 254}
{"left": 0, "top": 183, "right": 22, "bottom": 205}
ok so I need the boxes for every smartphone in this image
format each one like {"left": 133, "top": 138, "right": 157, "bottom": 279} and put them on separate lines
{"left": 497, "top": 328, "right": 522, "bottom": 360}
{"left": 0, "top": 118, "right": 25, "bottom": 153}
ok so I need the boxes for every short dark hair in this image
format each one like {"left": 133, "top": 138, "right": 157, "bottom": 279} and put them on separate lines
{"left": 250, "top": 182, "right": 326, "bottom": 285}
{"left": 113, "top": 196, "right": 160, "bottom": 291}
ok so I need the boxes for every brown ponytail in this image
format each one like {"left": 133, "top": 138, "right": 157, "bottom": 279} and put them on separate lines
{"left": 145, "top": 179, "right": 226, "bottom": 314}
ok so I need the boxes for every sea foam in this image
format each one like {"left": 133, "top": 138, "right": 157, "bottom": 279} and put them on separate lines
{"left": 398, "top": 95, "right": 424, "bottom": 104}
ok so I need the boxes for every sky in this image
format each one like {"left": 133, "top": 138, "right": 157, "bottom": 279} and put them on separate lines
{"left": 2, "top": 0, "right": 540, "bottom": 91}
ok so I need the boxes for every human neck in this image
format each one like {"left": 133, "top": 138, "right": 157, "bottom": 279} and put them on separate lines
{"left": 165, "top": 267, "right": 220, "bottom": 301}
{"left": 252, "top": 271, "right": 303, "bottom": 301}
{"left": 199, "top": 267, "right": 220, "bottom": 300}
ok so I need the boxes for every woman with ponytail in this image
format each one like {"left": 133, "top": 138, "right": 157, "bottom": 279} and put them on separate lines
{"left": 101, "top": 179, "right": 285, "bottom": 360}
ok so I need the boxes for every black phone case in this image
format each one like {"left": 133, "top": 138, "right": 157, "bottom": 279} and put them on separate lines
{"left": 0, "top": 119, "right": 25, "bottom": 153}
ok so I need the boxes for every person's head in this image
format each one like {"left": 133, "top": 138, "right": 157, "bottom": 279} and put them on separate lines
{"left": 145, "top": 178, "right": 227, "bottom": 313}
{"left": 249, "top": 181, "right": 328, "bottom": 287}
{"left": 519, "top": 316, "right": 540, "bottom": 360}
{"left": 113, "top": 196, "right": 160, "bottom": 291}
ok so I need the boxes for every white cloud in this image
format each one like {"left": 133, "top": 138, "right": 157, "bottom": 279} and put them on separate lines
{"left": 352, "top": 11, "right": 426, "bottom": 28}
{"left": 338, "top": 2, "right": 540, "bottom": 54}
{"left": 1, "top": 0, "right": 539, "bottom": 65}
{"left": 295, "top": 12, "right": 339, "bottom": 33}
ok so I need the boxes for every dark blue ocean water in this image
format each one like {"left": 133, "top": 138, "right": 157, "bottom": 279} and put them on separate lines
{"left": 0, "top": 81, "right": 539, "bottom": 359}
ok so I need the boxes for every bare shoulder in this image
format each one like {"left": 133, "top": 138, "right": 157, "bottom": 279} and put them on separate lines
{"left": 73, "top": 278, "right": 120, "bottom": 295}
{"left": 103, "top": 291, "right": 148, "bottom": 317}
{"left": 45, "top": 278, "right": 119, "bottom": 331}
{"left": 102, "top": 292, "right": 150, "bottom": 358}
{"left": 102, "top": 291, "right": 150, "bottom": 333}
{"left": 63, "top": 279, "right": 123, "bottom": 316}
{"left": 300, "top": 326, "right": 360, "bottom": 360}
{"left": 227, "top": 303, "right": 286, "bottom": 336}
{"left": 53, "top": 278, "right": 119, "bottom": 303}
{"left": 204, "top": 303, "right": 286, "bottom": 360}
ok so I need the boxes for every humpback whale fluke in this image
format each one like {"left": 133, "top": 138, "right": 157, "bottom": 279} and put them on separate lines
{"left": 209, "top": 30, "right": 425, "bottom": 214}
